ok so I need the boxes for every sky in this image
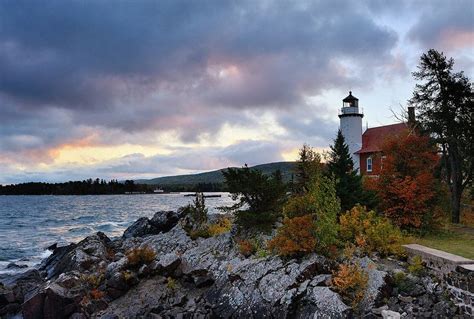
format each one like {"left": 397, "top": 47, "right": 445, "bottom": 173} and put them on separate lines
{"left": 0, "top": 0, "right": 473, "bottom": 184}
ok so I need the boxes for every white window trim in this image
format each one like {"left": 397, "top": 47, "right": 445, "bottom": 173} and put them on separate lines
{"left": 367, "top": 157, "right": 373, "bottom": 172}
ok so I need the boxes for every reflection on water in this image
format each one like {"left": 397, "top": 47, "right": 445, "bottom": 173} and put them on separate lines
{"left": 0, "top": 193, "right": 233, "bottom": 274}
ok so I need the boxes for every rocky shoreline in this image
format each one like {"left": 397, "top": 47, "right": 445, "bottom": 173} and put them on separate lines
{"left": 0, "top": 210, "right": 467, "bottom": 318}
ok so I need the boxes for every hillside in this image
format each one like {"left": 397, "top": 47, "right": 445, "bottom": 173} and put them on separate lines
{"left": 137, "top": 161, "right": 296, "bottom": 186}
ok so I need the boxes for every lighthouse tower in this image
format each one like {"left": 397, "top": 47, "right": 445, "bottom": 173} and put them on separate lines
{"left": 338, "top": 91, "right": 363, "bottom": 172}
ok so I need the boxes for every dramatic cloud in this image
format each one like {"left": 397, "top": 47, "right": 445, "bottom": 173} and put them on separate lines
{"left": 0, "top": 0, "right": 472, "bottom": 183}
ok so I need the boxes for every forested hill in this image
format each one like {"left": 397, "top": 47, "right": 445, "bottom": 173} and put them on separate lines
{"left": 137, "top": 161, "right": 296, "bottom": 186}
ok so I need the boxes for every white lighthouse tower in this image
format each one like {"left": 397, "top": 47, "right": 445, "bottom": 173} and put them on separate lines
{"left": 338, "top": 91, "right": 363, "bottom": 172}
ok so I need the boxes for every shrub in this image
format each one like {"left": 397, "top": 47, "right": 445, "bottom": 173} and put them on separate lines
{"left": 90, "top": 288, "right": 105, "bottom": 300}
{"left": 207, "top": 216, "right": 232, "bottom": 236}
{"left": 166, "top": 277, "right": 177, "bottom": 290}
{"left": 80, "top": 273, "right": 104, "bottom": 289}
{"left": 283, "top": 174, "right": 340, "bottom": 254}
{"left": 408, "top": 255, "right": 425, "bottom": 276}
{"left": 126, "top": 245, "right": 156, "bottom": 268}
{"left": 331, "top": 262, "right": 368, "bottom": 309}
{"left": 189, "top": 227, "right": 212, "bottom": 240}
{"left": 339, "top": 205, "right": 403, "bottom": 256}
{"left": 238, "top": 239, "right": 256, "bottom": 257}
{"left": 267, "top": 215, "right": 317, "bottom": 257}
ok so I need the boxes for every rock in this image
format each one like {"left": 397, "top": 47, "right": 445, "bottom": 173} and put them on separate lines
{"left": 46, "top": 243, "right": 58, "bottom": 251}
{"left": 296, "top": 287, "right": 351, "bottom": 318}
{"left": 40, "top": 232, "right": 112, "bottom": 279}
{"left": 122, "top": 211, "right": 185, "bottom": 239}
{"left": 6, "top": 262, "right": 28, "bottom": 269}
{"left": 150, "top": 210, "right": 186, "bottom": 233}
{"left": 398, "top": 295, "right": 413, "bottom": 303}
{"left": 357, "top": 256, "right": 390, "bottom": 311}
{"left": 123, "top": 217, "right": 156, "bottom": 238}
{"left": 105, "top": 257, "right": 128, "bottom": 278}
{"left": 22, "top": 289, "right": 45, "bottom": 319}
{"left": 382, "top": 309, "right": 401, "bottom": 319}
{"left": 23, "top": 283, "right": 78, "bottom": 319}
{"left": 372, "top": 304, "right": 389, "bottom": 315}
{"left": 151, "top": 253, "right": 181, "bottom": 275}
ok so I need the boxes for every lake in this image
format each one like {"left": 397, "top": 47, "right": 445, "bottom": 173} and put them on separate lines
{"left": 0, "top": 193, "right": 234, "bottom": 275}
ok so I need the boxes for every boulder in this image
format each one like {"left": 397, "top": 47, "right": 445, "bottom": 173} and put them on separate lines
{"left": 122, "top": 210, "right": 186, "bottom": 239}
{"left": 150, "top": 210, "right": 185, "bottom": 233}
{"left": 123, "top": 217, "right": 156, "bottom": 239}
{"left": 295, "top": 286, "right": 351, "bottom": 318}
{"left": 357, "top": 257, "right": 390, "bottom": 311}
{"left": 40, "top": 232, "right": 112, "bottom": 279}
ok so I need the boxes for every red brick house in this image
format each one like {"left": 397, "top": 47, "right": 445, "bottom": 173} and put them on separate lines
{"left": 355, "top": 123, "right": 408, "bottom": 176}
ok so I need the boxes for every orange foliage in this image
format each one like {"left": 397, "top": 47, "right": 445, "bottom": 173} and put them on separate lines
{"left": 90, "top": 288, "right": 105, "bottom": 300}
{"left": 331, "top": 263, "right": 368, "bottom": 308}
{"left": 267, "top": 215, "right": 317, "bottom": 257}
{"left": 372, "top": 133, "right": 439, "bottom": 229}
{"left": 238, "top": 240, "right": 256, "bottom": 257}
{"left": 126, "top": 245, "right": 156, "bottom": 268}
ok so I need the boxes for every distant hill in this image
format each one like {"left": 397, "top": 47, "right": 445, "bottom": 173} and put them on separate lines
{"left": 136, "top": 161, "right": 296, "bottom": 186}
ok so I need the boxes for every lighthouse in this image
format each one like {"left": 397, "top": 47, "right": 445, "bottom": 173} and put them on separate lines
{"left": 338, "top": 91, "right": 363, "bottom": 172}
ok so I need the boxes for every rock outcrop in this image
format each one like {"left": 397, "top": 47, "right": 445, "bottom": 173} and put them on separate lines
{"left": 0, "top": 211, "right": 465, "bottom": 318}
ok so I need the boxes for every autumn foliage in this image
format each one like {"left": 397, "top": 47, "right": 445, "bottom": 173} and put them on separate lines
{"left": 367, "top": 132, "right": 439, "bottom": 229}
{"left": 339, "top": 205, "right": 403, "bottom": 256}
{"left": 238, "top": 239, "right": 257, "bottom": 257}
{"left": 331, "top": 262, "right": 368, "bottom": 308}
{"left": 267, "top": 215, "right": 317, "bottom": 257}
{"left": 126, "top": 246, "right": 157, "bottom": 268}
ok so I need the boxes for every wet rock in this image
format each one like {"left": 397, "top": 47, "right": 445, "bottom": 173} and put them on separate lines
{"left": 40, "top": 232, "right": 111, "bottom": 279}
{"left": 6, "top": 262, "right": 28, "bottom": 269}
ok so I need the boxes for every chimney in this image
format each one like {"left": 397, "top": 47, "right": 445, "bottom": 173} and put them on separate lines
{"left": 408, "top": 107, "right": 415, "bottom": 125}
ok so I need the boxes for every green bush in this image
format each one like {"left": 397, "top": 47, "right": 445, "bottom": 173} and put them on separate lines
{"left": 339, "top": 205, "right": 404, "bottom": 257}
{"left": 283, "top": 174, "right": 340, "bottom": 253}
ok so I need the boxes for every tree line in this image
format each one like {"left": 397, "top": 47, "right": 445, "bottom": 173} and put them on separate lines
{"left": 0, "top": 179, "right": 226, "bottom": 195}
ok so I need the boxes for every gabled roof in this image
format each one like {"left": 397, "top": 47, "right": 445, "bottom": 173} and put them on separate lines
{"left": 355, "top": 123, "right": 408, "bottom": 154}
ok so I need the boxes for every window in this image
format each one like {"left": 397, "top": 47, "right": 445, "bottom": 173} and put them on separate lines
{"left": 367, "top": 157, "right": 373, "bottom": 172}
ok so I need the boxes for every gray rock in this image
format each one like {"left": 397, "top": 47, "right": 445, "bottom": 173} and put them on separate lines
{"left": 150, "top": 210, "right": 186, "bottom": 233}
{"left": 123, "top": 217, "right": 156, "bottom": 238}
{"left": 357, "top": 256, "right": 390, "bottom": 311}
{"left": 296, "top": 286, "right": 351, "bottom": 318}
{"left": 40, "top": 232, "right": 111, "bottom": 279}
{"left": 382, "top": 309, "right": 401, "bottom": 319}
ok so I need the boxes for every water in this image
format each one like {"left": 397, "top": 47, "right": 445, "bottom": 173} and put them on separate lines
{"left": 0, "top": 193, "right": 234, "bottom": 275}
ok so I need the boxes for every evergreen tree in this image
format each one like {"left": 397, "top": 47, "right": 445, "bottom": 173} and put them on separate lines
{"left": 294, "top": 144, "right": 323, "bottom": 194}
{"left": 327, "top": 130, "right": 376, "bottom": 212}
{"left": 409, "top": 49, "right": 473, "bottom": 223}
{"left": 221, "top": 165, "right": 287, "bottom": 232}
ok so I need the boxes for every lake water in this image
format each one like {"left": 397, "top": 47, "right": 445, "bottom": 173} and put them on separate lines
{"left": 0, "top": 193, "right": 234, "bottom": 275}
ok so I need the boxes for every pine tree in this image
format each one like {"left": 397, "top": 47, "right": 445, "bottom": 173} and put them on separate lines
{"left": 294, "top": 144, "right": 322, "bottom": 194}
{"left": 327, "top": 130, "right": 376, "bottom": 212}
{"left": 409, "top": 49, "right": 473, "bottom": 224}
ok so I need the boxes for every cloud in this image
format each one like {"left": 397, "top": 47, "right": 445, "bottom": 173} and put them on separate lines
{"left": 0, "top": 0, "right": 471, "bottom": 183}
{"left": 408, "top": 0, "right": 474, "bottom": 52}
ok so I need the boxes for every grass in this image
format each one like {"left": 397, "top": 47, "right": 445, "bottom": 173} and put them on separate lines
{"left": 410, "top": 224, "right": 474, "bottom": 259}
